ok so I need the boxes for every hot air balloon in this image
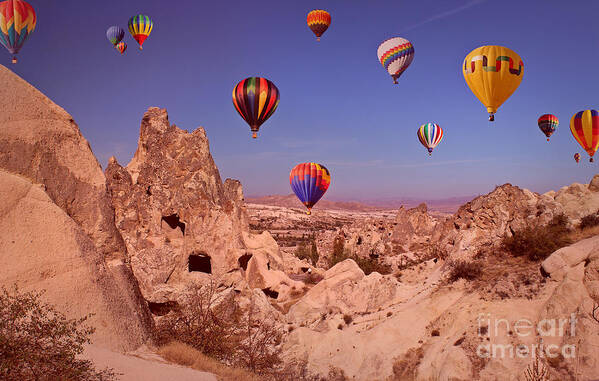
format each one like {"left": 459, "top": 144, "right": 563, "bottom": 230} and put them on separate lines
{"left": 463, "top": 45, "right": 524, "bottom": 121}
{"left": 306, "top": 9, "right": 330, "bottom": 41}
{"left": 232, "top": 77, "right": 280, "bottom": 139}
{"left": 0, "top": 0, "right": 36, "bottom": 64}
{"left": 538, "top": 114, "right": 558, "bottom": 141}
{"left": 574, "top": 153, "right": 580, "bottom": 164}
{"left": 115, "top": 42, "right": 127, "bottom": 55}
{"left": 106, "top": 26, "right": 124, "bottom": 46}
{"left": 570, "top": 110, "right": 599, "bottom": 162}
{"left": 417, "top": 123, "right": 444, "bottom": 155}
{"left": 128, "top": 14, "right": 153, "bottom": 50}
{"left": 289, "top": 162, "right": 331, "bottom": 215}
{"left": 377, "top": 37, "right": 414, "bottom": 84}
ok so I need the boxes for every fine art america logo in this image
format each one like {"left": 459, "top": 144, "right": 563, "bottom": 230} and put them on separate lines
{"left": 476, "top": 313, "right": 577, "bottom": 359}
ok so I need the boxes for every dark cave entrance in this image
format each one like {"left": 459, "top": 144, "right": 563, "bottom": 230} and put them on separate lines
{"left": 238, "top": 253, "right": 252, "bottom": 271}
{"left": 161, "top": 214, "right": 186, "bottom": 236}
{"left": 188, "top": 253, "right": 212, "bottom": 274}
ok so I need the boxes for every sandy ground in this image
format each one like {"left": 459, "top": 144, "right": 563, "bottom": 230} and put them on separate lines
{"left": 83, "top": 345, "right": 217, "bottom": 381}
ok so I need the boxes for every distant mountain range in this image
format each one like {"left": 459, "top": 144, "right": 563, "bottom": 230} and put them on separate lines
{"left": 245, "top": 194, "right": 475, "bottom": 213}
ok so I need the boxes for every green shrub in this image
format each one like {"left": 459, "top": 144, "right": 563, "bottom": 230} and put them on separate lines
{"left": 0, "top": 286, "right": 117, "bottom": 381}
{"left": 502, "top": 214, "right": 572, "bottom": 261}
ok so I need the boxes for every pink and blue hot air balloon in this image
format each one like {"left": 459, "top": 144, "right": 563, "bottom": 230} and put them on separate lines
{"left": 289, "top": 163, "right": 331, "bottom": 215}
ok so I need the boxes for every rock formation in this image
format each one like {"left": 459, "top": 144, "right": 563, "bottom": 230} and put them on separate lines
{"left": 106, "top": 107, "right": 302, "bottom": 307}
{"left": 435, "top": 183, "right": 565, "bottom": 259}
{"left": 0, "top": 65, "right": 153, "bottom": 351}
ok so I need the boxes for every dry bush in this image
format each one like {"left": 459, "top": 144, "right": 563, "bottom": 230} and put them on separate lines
{"left": 447, "top": 260, "right": 482, "bottom": 282}
{"left": 156, "top": 283, "right": 285, "bottom": 376}
{"left": 155, "top": 281, "right": 240, "bottom": 362}
{"left": 502, "top": 214, "right": 572, "bottom": 261}
{"left": 389, "top": 347, "right": 424, "bottom": 381}
{"left": 0, "top": 286, "right": 117, "bottom": 381}
{"left": 428, "top": 242, "right": 449, "bottom": 261}
{"left": 523, "top": 348, "right": 549, "bottom": 381}
{"left": 237, "top": 300, "right": 283, "bottom": 374}
{"left": 352, "top": 255, "right": 392, "bottom": 275}
{"left": 579, "top": 210, "right": 599, "bottom": 230}
{"left": 159, "top": 341, "right": 262, "bottom": 381}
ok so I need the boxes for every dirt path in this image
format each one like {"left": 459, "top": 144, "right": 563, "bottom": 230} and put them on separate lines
{"left": 83, "top": 345, "right": 217, "bottom": 381}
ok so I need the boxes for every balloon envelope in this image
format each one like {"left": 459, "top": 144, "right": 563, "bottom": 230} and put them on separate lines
{"left": 0, "top": 0, "right": 36, "bottom": 63}
{"left": 417, "top": 123, "right": 443, "bottom": 155}
{"left": 377, "top": 37, "right": 414, "bottom": 84}
{"left": 538, "top": 114, "right": 558, "bottom": 141}
{"left": 570, "top": 110, "right": 599, "bottom": 162}
{"left": 463, "top": 45, "right": 523, "bottom": 120}
{"left": 128, "top": 14, "right": 153, "bottom": 49}
{"left": 232, "top": 77, "right": 280, "bottom": 138}
{"left": 307, "top": 9, "right": 330, "bottom": 41}
{"left": 115, "top": 41, "right": 127, "bottom": 54}
{"left": 289, "top": 163, "right": 331, "bottom": 214}
{"left": 106, "top": 26, "right": 125, "bottom": 45}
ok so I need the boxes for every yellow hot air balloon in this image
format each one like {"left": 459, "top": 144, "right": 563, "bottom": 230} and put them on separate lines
{"left": 463, "top": 45, "right": 524, "bottom": 121}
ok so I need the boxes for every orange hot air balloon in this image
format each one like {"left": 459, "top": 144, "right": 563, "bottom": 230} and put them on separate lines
{"left": 570, "top": 110, "right": 599, "bottom": 162}
{"left": 306, "top": 9, "right": 330, "bottom": 41}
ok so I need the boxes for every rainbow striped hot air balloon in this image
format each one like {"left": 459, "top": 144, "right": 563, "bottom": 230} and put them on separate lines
{"left": 0, "top": 0, "right": 36, "bottom": 64}
{"left": 538, "top": 114, "right": 558, "bottom": 141}
{"left": 232, "top": 77, "right": 280, "bottom": 139}
{"left": 417, "top": 123, "right": 444, "bottom": 156}
{"left": 128, "top": 14, "right": 153, "bottom": 50}
{"left": 570, "top": 110, "right": 599, "bottom": 162}
{"left": 377, "top": 37, "right": 414, "bottom": 84}
{"left": 290, "top": 163, "right": 331, "bottom": 215}
{"left": 306, "top": 9, "right": 331, "bottom": 41}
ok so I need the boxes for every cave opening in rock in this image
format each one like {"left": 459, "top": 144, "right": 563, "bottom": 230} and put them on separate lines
{"left": 188, "top": 253, "right": 212, "bottom": 273}
{"left": 262, "top": 288, "right": 279, "bottom": 299}
{"left": 238, "top": 253, "right": 252, "bottom": 271}
{"left": 147, "top": 301, "right": 179, "bottom": 316}
{"left": 162, "top": 214, "right": 186, "bottom": 235}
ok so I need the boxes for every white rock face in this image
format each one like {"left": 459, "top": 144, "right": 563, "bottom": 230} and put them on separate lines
{"left": 0, "top": 170, "right": 153, "bottom": 351}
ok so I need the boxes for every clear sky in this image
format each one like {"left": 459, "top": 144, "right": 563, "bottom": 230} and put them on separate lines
{"left": 7, "top": 0, "right": 599, "bottom": 200}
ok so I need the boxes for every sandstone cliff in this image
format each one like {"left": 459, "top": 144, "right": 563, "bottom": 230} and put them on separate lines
{"left": 0, "top": 65, "right": 153, "bottom": 351}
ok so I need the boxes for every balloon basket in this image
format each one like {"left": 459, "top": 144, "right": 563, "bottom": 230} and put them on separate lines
{"left": 489, "top": 114, "right": 495, "bottom": 122}
{"left": 11, "top": 57, "right": 16, "bottom": 64}
{"left": 591, "top": 158, "right": 594, "bottom": 163}
{"left": 547, "top": 138, "right": 550, "bottom": 142}
{"left": 317, "top": 37, "right": 320, "bottom": 42}
{"left": 139, "top": 46, "right": 143, "bottom": 51}
{"left": 252, "top": 132, "right": 257, "bottom": 139}
{"left": 306, "top": 210, "right": 311, "bottom": 215}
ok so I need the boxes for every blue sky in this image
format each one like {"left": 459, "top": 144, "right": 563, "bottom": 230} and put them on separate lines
{"left": 7, "top": 0, "right": 599, "bottom": 200}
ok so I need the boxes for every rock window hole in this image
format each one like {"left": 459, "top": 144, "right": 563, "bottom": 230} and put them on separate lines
{"left": 188, "top": 253, "right": 212, "bottom": 274}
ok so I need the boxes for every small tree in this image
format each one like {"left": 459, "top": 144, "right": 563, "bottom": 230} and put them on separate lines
{"left": 0, "top": 286, "right": 117, "bottom": 381}
{"left": 329, "top": 235, "right": 349, "bottom": 268}
{"left": 309, "top": 238, "right": 319, "bottom": 266}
